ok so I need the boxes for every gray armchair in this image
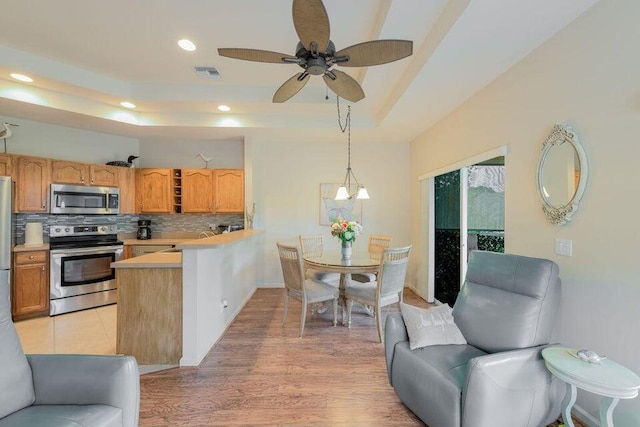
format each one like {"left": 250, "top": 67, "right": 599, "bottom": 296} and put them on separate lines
{"left": 0, "top": 282, "right": 140, "bottom": 427}
{"left": 384, "top": 251, "right": 564, "bottom": 427}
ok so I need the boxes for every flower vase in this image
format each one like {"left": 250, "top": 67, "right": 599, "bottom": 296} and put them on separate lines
{"left": 341, "top": 240, "right": 352, "bottom": 260}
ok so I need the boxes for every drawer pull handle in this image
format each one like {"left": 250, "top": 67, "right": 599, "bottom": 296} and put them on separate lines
{"left": 29, "top": 255, "right": 34, "bottom": 259}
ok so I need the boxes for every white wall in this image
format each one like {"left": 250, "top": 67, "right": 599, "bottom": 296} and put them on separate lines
{"left": 0, "top": 115, "right": 138, "bottom": 163}
{"left": 409, "top": 0, "right": 639, "bottom": 420}
{"left": 138, "top": 138, "right": 243, "bottom": 169}
{"left": 247, "top": 136, "right": 410, "bottom": 287}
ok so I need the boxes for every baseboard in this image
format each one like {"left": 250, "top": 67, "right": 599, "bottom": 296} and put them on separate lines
{"left": 405, "top": 284, "right": 431, "bottom": 302}
{"left": 259, "top": 282, "right": 284, "bottom": 289}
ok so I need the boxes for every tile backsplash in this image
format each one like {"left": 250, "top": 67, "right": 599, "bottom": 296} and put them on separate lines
{"left": 14, "top": 213, "right": 243, "bottom": 244}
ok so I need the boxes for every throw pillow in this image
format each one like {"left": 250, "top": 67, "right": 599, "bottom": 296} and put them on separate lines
{"left": 400, "top": 302, "right": 467, "bottom": 350}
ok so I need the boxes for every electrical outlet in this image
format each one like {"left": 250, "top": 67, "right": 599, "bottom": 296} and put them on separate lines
{"left": 555, "top": 238, "right": 572, "bottom": 256}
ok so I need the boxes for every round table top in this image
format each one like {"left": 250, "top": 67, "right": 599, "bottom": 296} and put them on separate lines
{"left": 542, "top": 346, "right": 640, "bottom": 399}
{"left": 303, "top": 251, "right": 380, "bottom": 269}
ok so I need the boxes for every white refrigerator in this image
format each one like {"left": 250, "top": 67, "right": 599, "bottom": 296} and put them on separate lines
{"left": 0, "top": 176, "right": 11, "bottom": 302}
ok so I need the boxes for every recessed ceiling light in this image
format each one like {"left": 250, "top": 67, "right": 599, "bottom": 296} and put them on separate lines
{"left": 10, "top": 73, "right": 33, "bottom": 83}
{"left": 217, "top": 105, "right": 231, "bottom": 112}
{"left": 178, "top": 39, "right": 196, "bottom": 51}
{"left": 120, "top": 101, "right": 136, "bottom": 109}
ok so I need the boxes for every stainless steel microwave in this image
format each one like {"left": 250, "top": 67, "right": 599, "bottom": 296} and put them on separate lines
{"left": 50, "top": 183, "right": 120, "bottom": 215}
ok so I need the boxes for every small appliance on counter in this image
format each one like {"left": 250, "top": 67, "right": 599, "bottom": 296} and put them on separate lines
{"left": 137, "top": 220, "right": 151, "bottom": 240}
{"left": 24, "top": 222, "right": 44, "bottom": 246}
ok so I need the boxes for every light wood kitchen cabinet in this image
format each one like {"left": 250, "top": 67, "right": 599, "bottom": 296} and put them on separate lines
{"left": 0, "top": 154, "right": 14, "bottom": 177}
{"left": 118, "top": 167, "right": 136, "bottom": 214}
{"left": 214, "top": 169, "right": 244, "bottom": 213}
{"left": 90, "top": 164, "right": 119, "bottom": 187}
{"left": 182, "top": 169, "right": 214, "bottom": 213}
{"left": 52, "top": 161, "right": 119, "bottom": 187}
{"left": 12, "top": 250, "right": 49, "bottom": 320}
{"left": 16, "top": 156, "right": 50, "bottom": 212}
{"left": 51, "top": 160, "right": 89, "bottom": 185}
{"left": 135, "top": 168, "right": 173, "bottom": 213}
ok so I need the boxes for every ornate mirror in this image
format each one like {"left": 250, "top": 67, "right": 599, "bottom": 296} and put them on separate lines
{"left": 536, "top": 124, "right": 588, "bottom": 225}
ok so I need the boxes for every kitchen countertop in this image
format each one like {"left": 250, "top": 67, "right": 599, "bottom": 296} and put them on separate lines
{"left": 177, "top": 229, "right": 262, "bottom": 249}
{"left": 112, "top": 251, "right": 182, "bottom": 269}
{"left": 120, "top": 238, "right": 194, "bottom": 246}
{"left": 13, "top": 243, "right": 50, "bottom": 252}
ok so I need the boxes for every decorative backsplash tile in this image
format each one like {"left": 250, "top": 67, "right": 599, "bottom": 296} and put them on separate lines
{"left": 13, "top": 213, "right": 243, "bottom": 244}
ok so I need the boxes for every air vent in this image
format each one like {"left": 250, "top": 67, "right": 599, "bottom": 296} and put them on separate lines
{"left": 193, "top": 66, "right": 222, "bottom": 79}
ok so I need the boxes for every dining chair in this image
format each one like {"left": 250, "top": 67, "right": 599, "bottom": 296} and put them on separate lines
{"left": 277, "top": 242, "right": 339, "bottom": 338}
{"left": 352, "top": 234, "right": 392, "bottom": 283}
{"left": 298, "top": 234, "right": 341, "bottom": 283}
{"left": 345, "top": 245, "right": 411, "bottom": 342}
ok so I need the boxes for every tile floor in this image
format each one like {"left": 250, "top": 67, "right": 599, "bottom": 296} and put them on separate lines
{"left": 14, "top": 304, "right": 117, "bottom": 355}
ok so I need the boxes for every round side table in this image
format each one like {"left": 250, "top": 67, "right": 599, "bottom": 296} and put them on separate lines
{"left": 542, "top": 346, "right": 640, "bottom": 427}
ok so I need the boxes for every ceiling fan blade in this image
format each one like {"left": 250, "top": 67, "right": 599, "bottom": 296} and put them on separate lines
{"left": 323, "top": 70, "right": 364, "bottom": 103}
{"left": 292, "top": 0, "right": 330, "bottom": 52}
{"left": 218, "top": 48, "right": 297, "bottom": 64}
{"left": 335, "top": 40, "right": 413, "bottom": 67}
{"left": 273, "top": 72, "right": 310, "bottom": 103}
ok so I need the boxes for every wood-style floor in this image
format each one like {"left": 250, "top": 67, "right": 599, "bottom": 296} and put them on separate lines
{"left": 140, "top": 288, "right": 427, "bottom": 426}
{"left": 139, "top": 288, "right": 576, "bottom": 426}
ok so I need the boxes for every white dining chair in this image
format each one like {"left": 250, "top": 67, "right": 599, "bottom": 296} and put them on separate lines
{"left": 345, "top": 245, "right": 412, "bottom": 342}
{"left": 352, "top": 234, "right": 392, "bottom": 283}
{"left": 277, "top": 242, "right": 339, "bottom": 338}
{"left": 298, "top": 234, "right": 341, "bottom": 283}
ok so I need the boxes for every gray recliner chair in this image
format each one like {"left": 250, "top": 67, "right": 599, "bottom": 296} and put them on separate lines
{"left": 0, "top": 282, "right": 140, "bottom": 427}
{"left": 385, "top": 251, "right": 564, "bottom": 427}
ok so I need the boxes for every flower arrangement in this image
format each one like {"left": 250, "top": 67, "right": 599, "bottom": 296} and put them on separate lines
{"left": 330, "top": 219, "right": 363, "bottom": 243}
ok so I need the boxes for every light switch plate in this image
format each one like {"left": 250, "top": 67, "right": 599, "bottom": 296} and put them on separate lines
{"left": 555, "top": 238, "right": 572, "bottom": 256}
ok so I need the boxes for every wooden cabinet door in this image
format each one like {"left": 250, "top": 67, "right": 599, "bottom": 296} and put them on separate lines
{"left": 16, "top": 156, "right": 50, "bottom": 212}
{"left": 214, "top": 169, "right": 244, "bottom": 213}
{"left": 135, "top": 168, "right": 172, "bottom": 213}
{"left": 182, "top": 169, "right": 213, "bottom": 213}
{"left": 91, "top": 164, "right": 119, "bottom": 187}
{"left": 52, "top": 160, "right": 89, "bottom": 185}
{"left": 12, "top": 251, "right": 49, "bottom": 319}
{"left": 118, "top": 167, "right": 136, "bottom": 214}
{"left": 0, "top": 154, "right": 14, "bottom": 177}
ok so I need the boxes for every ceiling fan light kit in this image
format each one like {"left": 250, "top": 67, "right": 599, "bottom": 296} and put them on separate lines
{"left": 218, "top": 0, "right": 413, "bottom": 103}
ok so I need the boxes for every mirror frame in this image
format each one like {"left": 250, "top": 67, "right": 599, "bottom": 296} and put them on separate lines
{"left": 536, "top": 123, "right": 588, "bottom": 225}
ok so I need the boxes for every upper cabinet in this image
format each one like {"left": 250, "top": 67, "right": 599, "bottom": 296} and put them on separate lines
{"left": 51, "top": 160, "right": 88, "bottom": 185}
{"left": 52, "top": 160, "right": 119, "bottom": 187}
{"left": 16, "top": 156, "right": 51, "bottom": 212}
{"left": 90, "top": 164, "right": 119, "bottom": 187}
{"left": 0, "top": 154, "right": 13, "bottom": 178}
{"left": 135, "top": 168, "right": 173, "bottom": 213}
{"left": 118, "top": 167, "right": 136, "bottom": 214}
{"left": 7, "top": 153, "right": 244, "bottom": 215}
{"left": 182, "top": 169, "right": 214, "bottom": 213}
{"left": 214, "top": 169, "right": 244, "bottom": 213}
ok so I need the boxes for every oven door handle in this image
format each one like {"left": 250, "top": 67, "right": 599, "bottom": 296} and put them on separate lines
{"left": 50, "top": 245, "right": 124, "bottom": 255}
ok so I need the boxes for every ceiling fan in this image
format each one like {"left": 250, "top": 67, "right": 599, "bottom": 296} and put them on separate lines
{"left": 218, "top": 0, "right": 413, "bottom": 103}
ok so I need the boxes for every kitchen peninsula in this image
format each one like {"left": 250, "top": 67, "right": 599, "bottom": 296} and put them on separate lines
{"left": 112, "top": 229, "right": 262, "bottom": 367}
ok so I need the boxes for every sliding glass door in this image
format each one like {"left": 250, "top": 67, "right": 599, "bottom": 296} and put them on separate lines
{"left": 434, "top": 170, "right": 461, "bottom": 306}
{"left": 433, "top": 157, "right": 505, "bottom": 305}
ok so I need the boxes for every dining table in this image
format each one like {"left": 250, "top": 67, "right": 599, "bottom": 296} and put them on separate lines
{"left": 302, "top": 251, "right": 381, "bottom": 324}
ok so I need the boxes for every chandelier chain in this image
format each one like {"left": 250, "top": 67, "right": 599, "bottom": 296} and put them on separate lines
{"left": 336, "top": 96, "right": 351, "bottom": 169}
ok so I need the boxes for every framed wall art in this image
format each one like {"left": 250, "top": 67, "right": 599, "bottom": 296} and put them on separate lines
{"left": 319, "top": 183, "right": 363, "bottom": 225}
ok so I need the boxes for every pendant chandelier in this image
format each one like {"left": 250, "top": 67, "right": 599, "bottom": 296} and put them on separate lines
{"left": 335, "top": 97, "right": 369, "bottom": 201}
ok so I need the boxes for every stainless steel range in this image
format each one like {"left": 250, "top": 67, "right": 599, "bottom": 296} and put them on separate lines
{"left": 49, "top": 224, "right": 123, "bottom": 316}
